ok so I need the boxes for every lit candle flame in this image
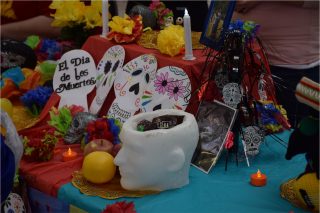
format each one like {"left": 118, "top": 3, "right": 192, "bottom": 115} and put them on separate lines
{"left": 67, "top": 148, "right": 72, "bottom": 155}
{"left": 257, "top": 169, "right": 262, "bottom": 178}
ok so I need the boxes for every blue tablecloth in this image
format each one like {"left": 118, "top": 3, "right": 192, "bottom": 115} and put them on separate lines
{"left": 58, "top": 130, "right": 308, "bottom": 213}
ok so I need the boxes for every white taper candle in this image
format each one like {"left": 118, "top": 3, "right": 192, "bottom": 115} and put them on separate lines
{"left": 101, "top": 0, "right": 109, "bottom": 37}
{"left": 183, "top": 8, "right": 195, "bottom": 61}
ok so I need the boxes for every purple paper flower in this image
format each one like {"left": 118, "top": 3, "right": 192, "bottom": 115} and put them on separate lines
{"left": 167, "top": 80, "right": 186, "bottom": 101}
{"left": 154, "top": 72, "right": 173, "bottom": 95}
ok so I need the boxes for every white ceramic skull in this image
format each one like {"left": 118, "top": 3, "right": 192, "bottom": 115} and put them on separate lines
{"left": 243, "top": 126, "right": 264, "bottom": 156}
{"left": 64, "top": 112, "right": 97, "bottom": 144}
{"left": 222, "top": 83, "right": 242, "bottom": 109}
{"left": 164, "top": 16, "right": 174, "bottom": 27}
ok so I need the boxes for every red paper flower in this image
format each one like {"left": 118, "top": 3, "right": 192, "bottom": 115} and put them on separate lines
{"left": 69, "top": 105, "right": 85, "bottom": 117}
{"left": 86, "top": 118, "right": 114, "bottom": 142}
{"left": 101, "top": 201, "right": 136, "bottom": 213}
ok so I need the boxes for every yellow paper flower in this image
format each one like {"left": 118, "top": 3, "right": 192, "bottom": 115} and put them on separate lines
{"left": 90, "top": 1, "right": 111, "bottom": 19}
{"left": 108, "top": 15, "right": 135, "bottom": 35}
{"left": 90, "top": 1, "right": 102, "bottom": 14}
{"left": 157, "top": 25, "right": 184, "bottom": 57}
{"left": 84, "top": 6, "right": 102, "bottom": 29}
{"left": 50, "top": 0, "right": 86, "bottom": 27}
{"left": 49, "top": 0, "right": 63, "bottom": 10}
{"left": 1, "top": 0, "right": 16, "bottom": 19}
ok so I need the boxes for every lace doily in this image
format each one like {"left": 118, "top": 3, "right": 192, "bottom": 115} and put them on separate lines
{"left": 137, "top": 31, "right": 205, "bottom": 50}
{"left": 72, "top": 171, "right": 159, "bottom": 199}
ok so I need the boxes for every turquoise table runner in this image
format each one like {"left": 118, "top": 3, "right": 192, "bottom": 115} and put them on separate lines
{"left": 58, "top": 130, "right": 308, "bottom": 213}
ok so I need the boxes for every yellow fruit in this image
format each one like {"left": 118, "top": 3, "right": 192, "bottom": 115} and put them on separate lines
{"left": 82, "top": 151, "right": 116, "bottom": 184}
{"left": 0, "top": 98, "right": 13, "bottom": 135}
{"left": 0, "top": 98, "right": 13, "bottom": 118}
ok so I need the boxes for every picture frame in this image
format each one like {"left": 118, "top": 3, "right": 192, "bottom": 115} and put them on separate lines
{"left": 191, "top": 100, "right": 237, "bottom": 174}
{"left": 200, "top": 1, "right": 236, "bottom": 50}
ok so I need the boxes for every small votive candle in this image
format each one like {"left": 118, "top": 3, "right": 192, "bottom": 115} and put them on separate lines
{"left": 62, "top": 148, "right": 78, "bottom": 162}
{"left": 250, "top": 169, "right": 267, "bottom": 187}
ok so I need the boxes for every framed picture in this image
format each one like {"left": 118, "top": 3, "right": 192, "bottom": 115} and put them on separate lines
{"left": 200, "top": 1, "right": 236, "bottom": 50}
{"left": 192, "top": 100, "right": 237, "bottom": 173}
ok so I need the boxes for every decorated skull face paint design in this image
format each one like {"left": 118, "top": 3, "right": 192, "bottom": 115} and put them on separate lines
{"left": 140, "top": 66, "right": 191, "bottom": 112}
{"left": 243, "top": 126, "right": 264, "bottom": 156}
{"left": 222, "top": 83, "right": 242, "bottom": 109}
{"left": 64, "top": 112, "right": 97, "bottom": 144}
{"left": 108, "top": 54, "right": 157, "bottom": 123}
{"left": 90, "top": 45, "right": 125, "bottom": 114}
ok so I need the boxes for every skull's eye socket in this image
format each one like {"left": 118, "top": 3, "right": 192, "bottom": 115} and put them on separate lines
{"left": 112, "top": 60, "right": 120, "bottom": 73}
{"left": 104, "top": 61, "right": 112, "bottom": 74}
{"left": 132, "top": 69, "right": 142, "bottom": 76}
{"left": 253, "top": 137, "right": 260, "bottom": 144}
{"left": 73, "top": 119, "right": 79, "bottom": 128}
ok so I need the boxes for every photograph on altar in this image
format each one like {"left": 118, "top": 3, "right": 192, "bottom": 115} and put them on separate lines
{"left": 192, "top": 100, "right": 237, "bottom": 173}
{"left": 200, "top": 1, "right": 236, "bottom": 50}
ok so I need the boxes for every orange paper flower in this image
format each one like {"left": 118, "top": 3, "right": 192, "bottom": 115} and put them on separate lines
{"left": 107, "top": 15, "right": 143, "bottom": 43}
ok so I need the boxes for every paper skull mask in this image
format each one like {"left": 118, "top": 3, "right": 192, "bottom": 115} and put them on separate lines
{"left": 243, "top": 125, "right": 264, "bottom": 156}
{"left": 222, "top": 83, "right": 242, "bottom": 109}
{"left": 90, "top": 45, "right": 125, "bottom": 114}
{"left": 140, "top": 66, "right": 191, "bottom": 112}
{"left": 108, "top": 54, "right": 157, "bottom": 123}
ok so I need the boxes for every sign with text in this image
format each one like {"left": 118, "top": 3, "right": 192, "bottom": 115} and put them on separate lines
{"left": 53, "top": 50, "right": 96, "bottom": 111}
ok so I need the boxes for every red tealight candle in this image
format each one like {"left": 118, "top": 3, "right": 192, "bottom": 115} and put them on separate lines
{"left": 62, "top": 148, "right": 78, "bottom": 162}
{"left": 250, "top": 169, "right": 267, "bottom": 187}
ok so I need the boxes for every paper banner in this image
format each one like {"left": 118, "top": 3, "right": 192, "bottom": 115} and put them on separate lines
{"left": 53, "top": 50, "right": 96, "bottom": 111}
{"left": 89, "top": 45, "right": 125, "bottom": 114}
{"left": 140, "top": 66, "right": 191, "bottom": 112}
{"left": 107, "top": 54, "right": 157, "bottom": 123}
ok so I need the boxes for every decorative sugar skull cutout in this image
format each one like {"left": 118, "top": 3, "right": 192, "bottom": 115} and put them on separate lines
{"left": 214, "top": 68, "right": 229, "bottom": 91}
{"left": 53, "top": 50, "right": 96, "bottom": 111}
{"left": 108, "top": 54, "right": 157, "bottom": 123}
{"left": 222, "top": 83, "right": 242, "bottom": 109}
{"left": 64, "top": 112, "right": 97, "bottom": 144}
{"left": 258, "top": 73, "right": 268, "bottom": 101}
{"left": 90, "top": 45, "right": 125, "bottom": 114}
{"left": 242, "top": 125, "right": 264, "bottom": 156}
{"left": 140, "top": 66, "right": 191, "bottom": 112}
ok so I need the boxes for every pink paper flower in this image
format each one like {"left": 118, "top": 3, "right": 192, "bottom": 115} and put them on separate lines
{"left": 154, "top": 72, "right": 173, "bottom": 95}
{"left": 167, "top": 80, "right": 186, "bottom": 101}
